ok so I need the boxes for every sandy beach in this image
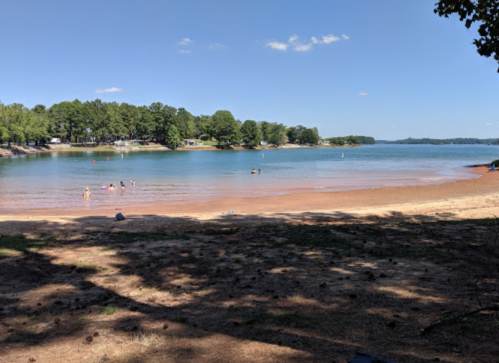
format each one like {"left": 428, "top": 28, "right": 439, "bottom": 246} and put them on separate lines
{"left": 1, "top": 166, "right": 499, "bottom": 363}
{"left": 1, "top": 166, "right": 497, "bottom": 232}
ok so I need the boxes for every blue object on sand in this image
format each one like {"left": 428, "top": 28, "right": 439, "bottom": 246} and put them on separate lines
{"left": 348, "top": 353, "right": 398, "bottom": 363}
{"left": 491, "top": 164, "right": 496, "bottom": 171}
{"left": 116, "top": 213, "right": 126, "bottom": 220}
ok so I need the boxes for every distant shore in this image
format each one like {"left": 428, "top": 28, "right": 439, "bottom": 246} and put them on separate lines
{"left": 0, "top": 143, "right": 359, "bottom": 157}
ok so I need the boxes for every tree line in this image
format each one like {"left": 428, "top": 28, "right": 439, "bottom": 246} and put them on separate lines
{"left": 376, "top": 138, "right": 498, "bottom": 145}
{"left": 327, "top": 135, "right": 375, "bottom": 145}
{"left": 0, "top": 99, "right": 323, "bottom": 149}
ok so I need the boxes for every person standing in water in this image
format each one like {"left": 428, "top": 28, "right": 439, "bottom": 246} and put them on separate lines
{"left": 83, "top": 187, "right": 92, "bottom": 199}
{"left": 120, "top": 180, "right": 125, "bottom": 190}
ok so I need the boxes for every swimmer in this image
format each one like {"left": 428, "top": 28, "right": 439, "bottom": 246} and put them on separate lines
{"left": 258, "top": 169, "right": 261, "bottom": 174}
{"left": 251, "top": 168, "right": 256, "bottom": 174}
{"left": 129, "top": 179, "right": 136, "bottom": 186}
{"left": 109, "top": 183, "right": 116, "bottom": 190}
{"left": 83, "top": 187, "right": 92, "bottom": 198}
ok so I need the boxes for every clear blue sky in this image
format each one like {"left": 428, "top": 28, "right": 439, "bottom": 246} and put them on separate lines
{"left": 1, "top": 0, "right": 498, "bottom": 140}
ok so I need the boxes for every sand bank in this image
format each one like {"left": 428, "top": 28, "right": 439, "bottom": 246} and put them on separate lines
{"left": 1, "top": 166, "right": 498, "bottom": 234}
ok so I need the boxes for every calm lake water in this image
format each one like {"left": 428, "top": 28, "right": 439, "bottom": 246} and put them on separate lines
{"left": 0, "top": 145, "right": 497, "bottom": 212}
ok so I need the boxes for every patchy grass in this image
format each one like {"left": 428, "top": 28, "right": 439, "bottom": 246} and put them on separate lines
{"left": 101, "top": 306, "right": 117, "bottom": 315}
{"left": 0, "top": 234, "right": 51, "bottom": 258}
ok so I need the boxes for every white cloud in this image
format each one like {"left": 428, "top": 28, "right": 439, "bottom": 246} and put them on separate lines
{"left": 178, "top": 49, "right": 191, "bottom": 54}
{"left": 358, "top": 92, "right": 369, "bottom": 96}
{"left": 268, "top": 33, "right": 347, "bottom": 52}
{"left": 95, "top": 87, "right": 123, "bottom": 94}
{"left": 311, "top": 34, "right": 341, "bottom": 44}
{"left": 293, "top": 43, "right": 313, "bottom": 52}
{"left": 485, "top": 122, "right": 493, "bottom": 126}
{"left": 178, "top": 37, "right": 193, "bottom": 46}
{"left": 322, "top": 34, "right": 341, "bottom": 44}
{"left": 266, "top": 41, "right": 288, "bottom": 50}
{"left": 209, "top": 43, "right": 226, "bottom": 50}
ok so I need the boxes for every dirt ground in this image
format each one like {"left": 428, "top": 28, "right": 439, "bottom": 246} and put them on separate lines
{"left": 1, "top": 210, "right": 498, "bottom": 363}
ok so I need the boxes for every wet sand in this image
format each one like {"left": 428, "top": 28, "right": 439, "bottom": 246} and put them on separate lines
{"left": 1, "top": 166, "right": 498, "bottom": 234}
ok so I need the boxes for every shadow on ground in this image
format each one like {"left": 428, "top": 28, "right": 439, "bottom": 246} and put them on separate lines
{"left": 0, "top": 211, "right": 498, "bottom": 363}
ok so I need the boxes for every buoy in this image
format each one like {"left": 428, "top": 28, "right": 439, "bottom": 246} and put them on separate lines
{"left": 93, "top": 160, "right": 96, "bottom": 164}
{"left": 107, "top": 157, "right": 109, "bottom": 160}
{"left": 121, "top": 154, "right": 123, "bottom": 159}
{"left": 341, "top": 153, "right": 344, "bottom": 158}
{"left": 262, "top": 153, "right": 264, "bottom": 158}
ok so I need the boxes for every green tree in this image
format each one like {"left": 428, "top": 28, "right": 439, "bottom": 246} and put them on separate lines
{"left": 119, "top": 103, "right": 140, "bottom": 140}
{"left": 165, "top": 125, "right": 183, "bottom": 149}
{"left": 149, "top": 103, "right": 176, "bottom": 143}
{"left": 209, "top": 110, "right": 240, "bottom": 147}
{"left": 240, "top": 120, "right": 262, "bottom": 148}
{"left": 328, "top": 137, "right": 346, "bottom": 146}
{"left": 258, "top": 121, "right": 272, "bottom": 142}
{"left": 287, "top": 126, "right": 298, "bottom": 143}
{"left": 268, "top": 123, "right": 287, "bottom": 146}
{"left": 173, "top": 108, "right": 195, "bottom": 139}
{"left": 301, "top": 128, "right": 320, "bottom": 144}
{"left": 136, "top": 105, "right": 155, "bottom": 140}
{"left": 435, "top": 0, "right": 499, "bottom": 72}
{"left": 194, "top": 114, "right": 210, "bottom": 138}
{"left": 25, "top": 111, "right": 50, "bottom": 145}
{"left": 32, "top": 104, "right": 46, "bottom": 114}
{"left": 346, "top": 135, "right": 360, "bottom": 145}
{"left": 105, "top": 102, "right": 127, "bottom": 141}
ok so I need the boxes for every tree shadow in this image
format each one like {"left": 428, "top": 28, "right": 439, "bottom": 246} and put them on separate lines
{"left": 0, "top": 211, "right": 498, "bottom": 363}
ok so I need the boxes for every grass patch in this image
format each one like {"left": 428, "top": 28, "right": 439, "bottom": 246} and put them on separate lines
{"left": 74, "top": 260, "right": 98, "bottom": 268}
{"left": 0, "top": 234, "right": 50, "bottom": 258}
{"left": 101, "top": 306, "right": 117, "bottom": 315}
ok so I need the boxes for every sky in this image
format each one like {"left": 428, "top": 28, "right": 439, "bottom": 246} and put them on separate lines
{"left": 1, "top": 0, "right": 498, "bottom": 140}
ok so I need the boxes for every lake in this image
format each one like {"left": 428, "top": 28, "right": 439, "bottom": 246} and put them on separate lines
{"left": 0, "top": 145, "right": 497, "bottom": 212}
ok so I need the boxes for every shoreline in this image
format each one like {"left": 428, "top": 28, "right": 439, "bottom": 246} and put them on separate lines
{"left": 0, "top": 143, "right": 358, "bottom": 157}
{"left": 1, "top": 166, "right": 497, "bottom": 224}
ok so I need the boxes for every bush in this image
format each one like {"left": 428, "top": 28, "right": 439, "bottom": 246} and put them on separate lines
{"left": 491, "top": 159, "right": 499, "bottom": 167}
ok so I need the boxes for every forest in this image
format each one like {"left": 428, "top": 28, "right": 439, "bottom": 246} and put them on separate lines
{"left": 0, "top": 100, "right": 323, "bottom": 148}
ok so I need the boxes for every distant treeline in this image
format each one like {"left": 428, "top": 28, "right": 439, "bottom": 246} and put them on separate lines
{"left": 376, "top": 138, "right": 498, "bottom": 145}
{"left": 0, "top": 100, "right": 321, "bottom": 148}
{"left": 326, "top": 135, "right": 375, "bottom": 145}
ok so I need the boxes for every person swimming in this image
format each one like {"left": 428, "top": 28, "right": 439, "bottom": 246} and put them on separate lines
{"left": 258, "top": 169, "right": 261, "bottom": 174}
{"left": 83, "top": 187, "right": 92, "bottom": 198}
{"left": 251, "top": 169, "right": 256, "bottom": 174}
